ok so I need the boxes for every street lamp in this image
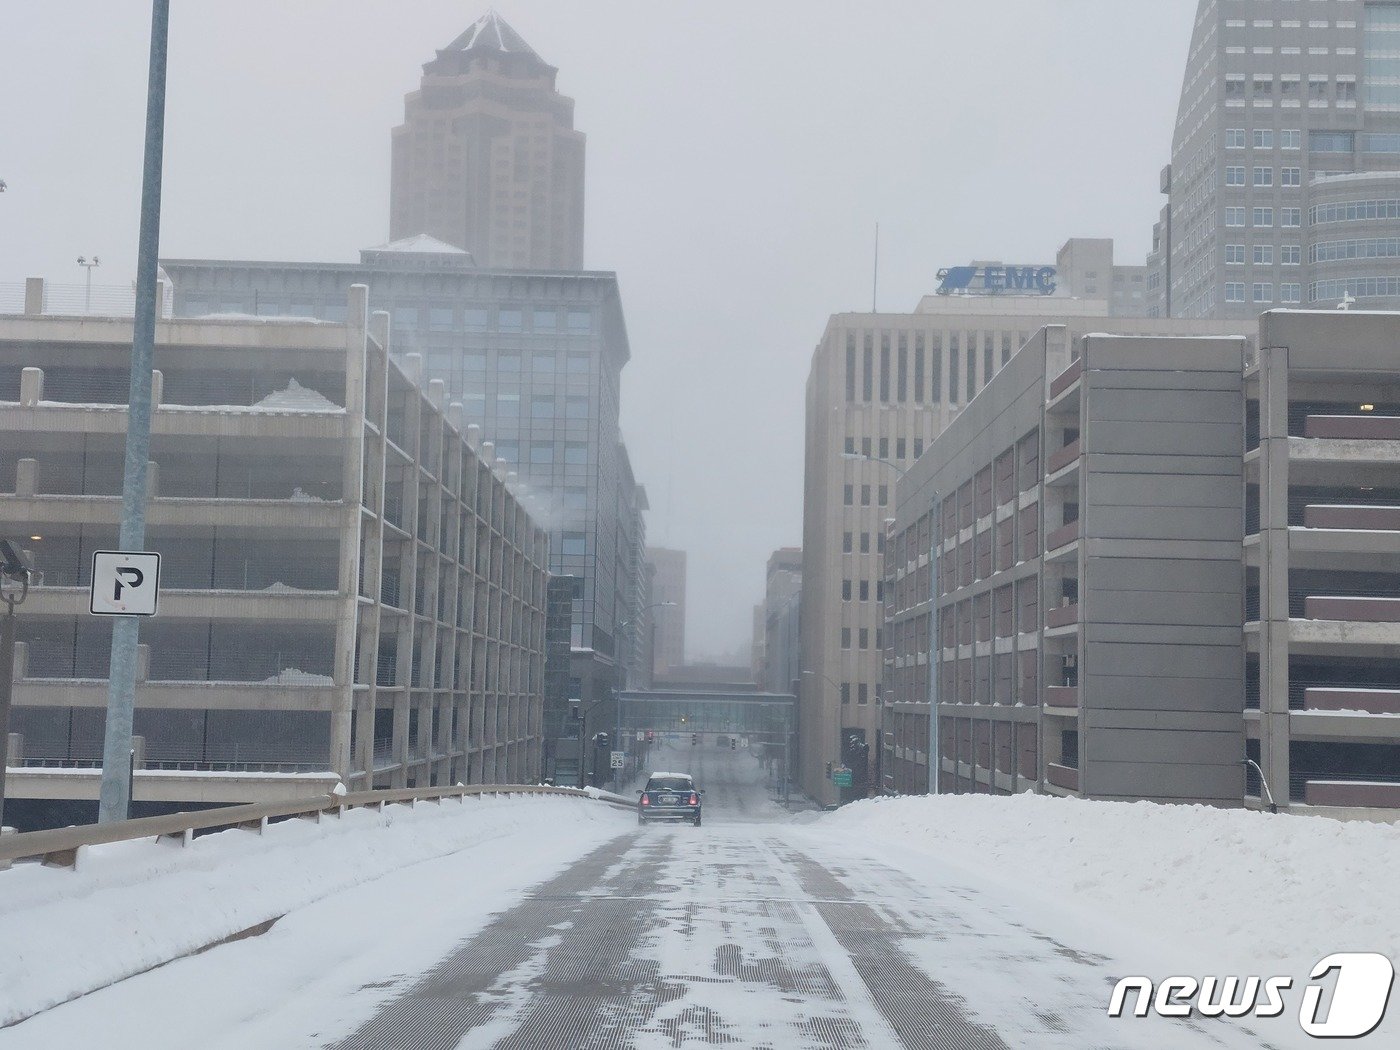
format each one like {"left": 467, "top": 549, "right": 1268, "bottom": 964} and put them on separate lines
{"left": 842, "top": 451, "right": 907, "bottom": 477}
{"left": 615, "top": 601, "right": 677, "bottom": 784}
{"left": 77, "top": 256, "right": 101, "bottom": 313}
{"left": 0, "top": 540, "right": 35, "bottom": 830}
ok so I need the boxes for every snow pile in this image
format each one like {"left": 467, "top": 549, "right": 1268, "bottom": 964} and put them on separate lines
{"left": 260, "top": 668, "right": 333, "bottom": 685}
{"left": 251, "top": 378, "right": 341, "bottom": 412}
{"left": 822, "top": 793, "right": 1400, "bottom": 971}
{"left": 0, "top": 793, "right": 629, "bottom": 1027}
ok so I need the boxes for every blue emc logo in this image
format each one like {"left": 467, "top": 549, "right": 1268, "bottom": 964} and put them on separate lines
{"left": 936, "top": 265, "right": 1057, "bottom": 296}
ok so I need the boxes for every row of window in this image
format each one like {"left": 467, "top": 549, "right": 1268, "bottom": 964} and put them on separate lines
{"left": 416, "top": 306, "right": 592, "bottom": 334}
{"left": 839, "top": 626, "right": 883, "bottom": 652}
{"left": 429, "top": 351, "right": 593, "bottom": 374}
{"left": 1224, "top": 165, "right": 1303, "bottom": 186}
{"left": 1225, "top": 17, "right": 1357, "bottom": 30}
{"left": 843, "top": 436, "right": 927, "bottom": 461}
{"left": 489, "top": 441, "right": 591, "bottom": 466}
{"left": 837, "top": 681, "right": 877, "bottom": 705}
{"left": 842, "top": 531, "right": 887, "bottom": 555}
{"left": 842, "top": 329, "right": 1029, "bottom": 405}
{"left": 1224, "top": 77, "right": 1356, "bottom": 103}
{"left": 843, "top": 483, "right": 890, "bottom": 508}
{"left": 1225, "top": 244, "right": 1302, "bottom": 265}
{"left": 460, "top": 393, "right": 593, "bottom": 419}
{"left": 841, "top": 578, "right": 884, "bottom": 603}
{"left": 1224, "top": 282, "right": 1303, "bottom": 303}
{"left": 1225, "top": 206, "right": 1302, "bottom": 227}
{"left": 1311, "top": 237, "right": 1400, "bottom": 263}
{"left": 1224, "top": 128, "right": 1303, "bottom": 149}
{"left": 1312, "top": 198, "right": 1400, "bottom": 224}
{"left": 1310, "top": 276, "right": 1400, "bottom": 300}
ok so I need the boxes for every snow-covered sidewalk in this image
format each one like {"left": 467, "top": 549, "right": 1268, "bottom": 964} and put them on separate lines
{"left": 0, "top": 794, "right": 631, "bottom": 1035}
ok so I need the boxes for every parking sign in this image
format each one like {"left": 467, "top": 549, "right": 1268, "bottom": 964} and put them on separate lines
{"left": 90, "top": 551, "right": 161, "bottom": 617}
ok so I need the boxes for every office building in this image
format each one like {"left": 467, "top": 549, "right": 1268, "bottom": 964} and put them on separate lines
{"left": 645, "top": 547, "right": 687, "bottom": 677}
{"left": 390, "top": 11, "right": 585, "bottom": 269}
{"left": 800, "top": 265, "right": 1251, "bottom": 806}
{"left": 885, "top": 327, "right": 1248, "bottom": 804}
{"left": 761, "top": 547, "right": 802, "bottom": 695}
{"left": 162, "top": 243, "right": 647, "bottom": 715}
{"left": 1150, "top": 0, "right": 1400, "bottom": 317}
{"left": 0, "top": 283, "right": 548, "bottom": 825}
{"left": 1248, "top": 309, "right": 1400, "bottom": 817}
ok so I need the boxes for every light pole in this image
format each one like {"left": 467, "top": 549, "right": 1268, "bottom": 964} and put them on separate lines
{"left": 1, "top": 540, "right": 35, "bottom": 830}
{"left": 615, "top": 601, "right": 676, "bottom": 784}
{"left": 77, "top": 256, "right": 101, "bottom": 313}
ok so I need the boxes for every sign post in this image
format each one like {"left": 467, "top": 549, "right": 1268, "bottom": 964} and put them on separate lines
{"left": 89, "top": 551, "right": 161, "bottom": 618}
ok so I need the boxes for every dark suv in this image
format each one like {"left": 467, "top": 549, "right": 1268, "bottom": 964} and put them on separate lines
{"left": 637, "top": 772, "right": 703, "bottom": 826}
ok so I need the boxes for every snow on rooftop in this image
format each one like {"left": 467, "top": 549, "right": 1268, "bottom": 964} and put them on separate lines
{"left": 364, "top": 233, "right": 468, "bottom": 255}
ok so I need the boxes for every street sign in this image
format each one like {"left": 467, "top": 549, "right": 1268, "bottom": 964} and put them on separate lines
{"left": 635, "top": 731, "right": 644, "bottom": 742}
{"left": 610, "top": 750, "right": 625, "bottom": 769}
{"left": 833, "top": 767, "right": 853, "bottom": 788}
{"left": 89, "top": 551, "right": 161, "bottom": 617}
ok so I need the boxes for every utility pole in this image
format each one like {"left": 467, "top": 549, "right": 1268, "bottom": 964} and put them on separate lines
{"left": 99, "top": 0, "right": 169, "bottom": 824}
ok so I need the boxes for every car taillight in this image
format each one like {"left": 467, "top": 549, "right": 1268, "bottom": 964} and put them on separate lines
{"left": 689, "top": 793, "right": 698, "bottom": 805}
{"left": 641, "top": 795, "right": 650, "bottom": 806}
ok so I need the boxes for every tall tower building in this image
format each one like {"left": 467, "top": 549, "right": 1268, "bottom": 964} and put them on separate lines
{"left": 646, "top": 547, "right": 687, "bottom": 676}
{"left": 390, "top": 11, "right": 586, "bottom": 269}
{"left": 1151, "top": 0, "right": 1400, "bottom": 318}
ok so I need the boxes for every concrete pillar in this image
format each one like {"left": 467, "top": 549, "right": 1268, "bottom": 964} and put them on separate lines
{"left": 145, "top": 461, "right": 159, "bottom": 500}
{"left": 427, "top": 377, "right": 446, "bottom": 409}
{"left": 1258, "top": 345, "right": 1292, "bottom": 809}
{"left": 15, "top": 460, "right": 37, "bottom": 497}
{"left": 23, "top": 278, "right": 43, "bottom": 316}
{"left": 402, "top": 352, "right": 422, "bottom": 386}
{"left": 466, "top": 423, "right": 481, "bottom": 451}
{"left": 19, "top": 367, "right": 43, "bottom": 406}
{"left": 136, "top": 644, "right": 149, "bottom": 682}
{"left": 150, "top": 369, "right": 163, "bottom": 407}
{"left": 12, "top": 642, "right": 27, "bottom": 680}
{"left": 131, "top": 735, "right": 146, "bottom": 770}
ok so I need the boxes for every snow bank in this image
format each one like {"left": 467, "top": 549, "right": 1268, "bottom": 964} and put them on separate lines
{"left": 821, "top": 793, "right": 1400, "bottom": 971}
{"left": 0, "top": 793, "right": 628, "bottom": 1027}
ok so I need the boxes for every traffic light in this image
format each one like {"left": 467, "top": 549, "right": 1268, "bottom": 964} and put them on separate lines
{"left": 596, "top": 732, "right": 609, "bottom": 750}
{"left": 646, "top": 730, "right": 654, "bottom": 742}
{"left": 691, "top": 733, "right": 698, "bottom": 745}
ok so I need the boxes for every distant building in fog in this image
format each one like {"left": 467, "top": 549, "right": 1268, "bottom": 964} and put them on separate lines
{"left": 390, "top": 11, "right": 585, "bottom": 270}
{"left": 646, "top": 547, "right": 687, "bottom": 676}
{"left": 762, "top": 547, "right": 801, "bottom": 695}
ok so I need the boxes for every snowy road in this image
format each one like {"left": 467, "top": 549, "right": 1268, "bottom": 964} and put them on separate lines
{"left": 3, "top": 744, "right": 1312, "bottom": 1049}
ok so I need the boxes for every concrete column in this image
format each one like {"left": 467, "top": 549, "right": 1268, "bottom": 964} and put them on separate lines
{"left": 1257, "top": 345, "right": 1292, "bottom": 808}
{"left": 12, "top": 642, "right": 27, "bottom": 680}
{"left": 150, "top": 369, "right": 163, "bottom": 407}
{"left": 14, "top": 460, "right": 37, "bottom": 497}
{"left": 23, "top": 278, "right": 43, "bottom": 316}
{"left": 145, "top": 461, "right": 159, "bottom": 500}
{"left": 136, "top": 644, "right": 149, "bottom": 682}
{"left": 6, "top": 733, "right": 20, "bottom": 764}
{"left": 131, "top": 735, "right": 146, "bottom": 770}
{"left": 330, "top": 285, "right": 371, "bottom": 781}
{"left": 19, "top": 368, "right": 43, "bottom": 406}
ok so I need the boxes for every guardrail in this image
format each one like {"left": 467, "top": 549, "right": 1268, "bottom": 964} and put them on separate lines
{"left": 0, "top": 784, "right": 634, "bottom": 870}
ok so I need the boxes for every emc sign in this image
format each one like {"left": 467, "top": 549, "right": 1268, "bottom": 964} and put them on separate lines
{"left": 936, "top": 265, "right": 1057, "bottom": 297}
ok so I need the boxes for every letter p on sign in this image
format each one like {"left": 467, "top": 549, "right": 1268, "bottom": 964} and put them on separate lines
{"left": 90, "top": 550, "right": 161, "bottom": 617}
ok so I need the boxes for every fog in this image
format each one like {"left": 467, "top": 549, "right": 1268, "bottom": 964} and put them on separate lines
{"left": 0, "top": 0, "right": 1196, "bottom": 656}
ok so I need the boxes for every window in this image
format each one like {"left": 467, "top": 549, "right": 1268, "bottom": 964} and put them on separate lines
{"left": 878, "top": 438, "right": 889, "bottom": 459}
{"left": 844, "top": 437, "right": 855, "bottom": 455}
{"left": 841, "top": 683, "right": 850, "bottom": 705}
{"left": 1310, "top": 131, "right": 1353, "bottom": 153}
{"left": 532, "top": 353, "right": 556, "bottom": 374}
{"left": 896, "top": 438, "right": 906, "bottom": 459}
{"left": 499, "top": 352, "right": 521, "bottom": 372}
{"left": 1226, "top": 76, "right": 1246, "bottom": 99}
{"left": 1282, "top": 207, "right": 1302, "bottom": 228}
{"left": 1226, "top": 283, "right": 1247, "bottom": 303}
{"left": 1253, "top": 129, "right": 1273, "bottom": 149}
{"left": 879, "top": 484, "right": 888, "bottom": 507}
{"left": 1364, "top": 134, "right": 1400, "bottom": 153}
{"left": 1226, "top": 128, "right": 1246, "bottom": 148}
{"left": 496, "top": 393, "right": 520, "bottom": 417}
{"left": 561, "top": 533, "right": 586, "bottom": 556}
{"left": 563, "top": 487, "right": 587, "bottom": 509}
{"left": 860, "top": 533, "right": 870, "bottom": 554}
{"left": 531, "top": 396, "right": 555, "bottom": 419}
{"left": 1226, "top": 244, "right": 1246, "bottom": 265}
{"left": 429, "top": 306, "right": 454, "bottom": 330}
{"left": 858, "top": 683, "right": 868, "bottom": 705}
{"left": 843, "top": 532, "right": 853, "bottom": 554}
{"left": 566, "top": 310, "right": 591, "bottom": 332}
{"left": 463, "top": 351, "right": 487, "bottom": 372}
{"left": 844, "top": 484, "right": 853, "bottom": 506}
{"left": 565, "top": 396, "right": 589, "bottom": 419}
{"left": 842, "top": 579, "right": 852, "bottom": 601}
{"left": 1226, "top": 207, "right": 1247, "bottom": 227}
{"left": 860, "top": 484, "right": 870, "bottom": 506}
{"left": 1253, "top": 167, "right": 1273, "bottom": 187}
{"left": 862, "top": 437, "right": 872, "bottom": 456}
{"left": 1282, "top": 244, "right": 1301, "bottom": 265}
{"left": 463, "top": 308, "right": 488, "bottom": 330}
{"left": 1253, "top": 244, "right": 1274, "bottom": 265}
{"left": 859, "top": 580, "right": 870, "bottom": 601}
{"left": 532, "top": 309, "right": 557, "bottom": 331}
{"left": 564, "top": 443, "right": 588, "bottom": 465}
{"left": 529, "top": 443, "right": 554, "bottom": 465}
{"left": 1338, "top": 81, "right": 1357, "bottom": 103}
{"left": 498, "top": 309, "right": 523, "bottom": 331}
{"left": 1281, "top": 166, "right": 1302, "bottom": 186}
{"left": 859, "top": 628, "right": 869, "bottom": 650}
{"left": 1281, "top": 283, "right": 1302, "bottom": 304}
{"left": 566, "top": 352, "right": 590, "bottom": 374}
{"left": 914, "top": 438, "right": 924, "bottom": 458}
{"left": 841, "top": 628, "right": 851, "bottom": 650}
{"left": 1253, "top": 76, "right": 1273, "bottom": 97}
{"left": 1226, "top": 165, "right": 1247, "bottom": 186}
{"left": 1253, "top": 207, "right": 1275, "bottom": 227}
{"left": 1281, "top": 129, "right": 1301, "bottom": 150}
{"left": 494, "top": 440, "right": 519, "bottom": 462}
{"left": 1253, "top": 282, "right": 1274, "bottom": 303}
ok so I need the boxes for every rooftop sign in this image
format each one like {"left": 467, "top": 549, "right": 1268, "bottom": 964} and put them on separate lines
{"left": 936, "top": 265, "right": 1057, "bottom": 297}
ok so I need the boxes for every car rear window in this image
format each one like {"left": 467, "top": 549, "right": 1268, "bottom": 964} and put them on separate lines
{"left": 647, "top": 777, "right": 691, "bottom": 792}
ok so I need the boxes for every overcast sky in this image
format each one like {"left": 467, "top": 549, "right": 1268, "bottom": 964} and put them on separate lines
{"left": 1, "top": 0, "right": 1198, "bottom": 658}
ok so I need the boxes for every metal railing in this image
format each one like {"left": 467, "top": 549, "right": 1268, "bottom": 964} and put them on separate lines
{"left": 0, "top": 783, "right": 634, "bottom": 869}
